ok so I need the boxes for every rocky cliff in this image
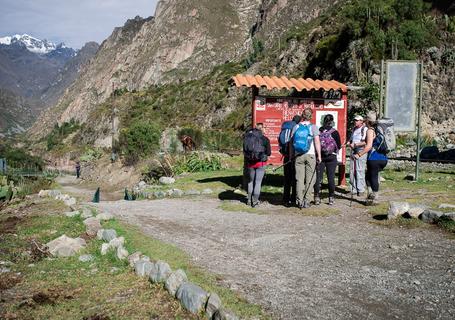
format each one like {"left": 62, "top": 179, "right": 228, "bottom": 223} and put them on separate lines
{"left": 30, "top": 0, "right": 340, "bottom": 137}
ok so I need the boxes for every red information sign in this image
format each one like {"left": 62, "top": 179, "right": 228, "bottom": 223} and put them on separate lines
{"left": 252, "top": 96, "right": 348, "bottom": 166}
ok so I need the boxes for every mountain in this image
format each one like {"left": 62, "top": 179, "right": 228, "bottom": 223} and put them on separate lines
{"left": 0, "top": 34, "right": 98, "bottom": 136}
{"left": 0, "top": 34, "right": 61, "bottom": 54}
{"left": 28, "top": 0, "right": 455, "bottom": 155}
{"left": 30, "top": 0, "right": 339, "bottom": 136}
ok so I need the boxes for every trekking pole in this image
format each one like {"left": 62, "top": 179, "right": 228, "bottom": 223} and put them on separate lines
{"left": 272, "top": 153, "right": 302, "bottom": 172}
{"left": 350, "top": 155, "right": 356, "bottom": 207}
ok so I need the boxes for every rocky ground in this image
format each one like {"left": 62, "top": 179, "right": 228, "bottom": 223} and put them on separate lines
{"left": 56, "top": 175, "right": 455, "bottom": 320}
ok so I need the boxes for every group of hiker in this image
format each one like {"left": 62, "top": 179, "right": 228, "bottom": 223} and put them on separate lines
{"left": 243, "top": 107, "right": 392, "bottom": 208}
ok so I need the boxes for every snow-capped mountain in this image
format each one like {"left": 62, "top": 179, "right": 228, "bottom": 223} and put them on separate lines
{"left": 0, "top": 34, "right": 67, "bottom": 55}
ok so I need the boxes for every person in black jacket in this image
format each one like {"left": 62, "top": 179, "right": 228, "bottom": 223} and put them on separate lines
{"left": 244, "top": 123, "right": 271, "bottom": 207}
{"left": 314, "top": 114, "right": 341, "bottom": 205}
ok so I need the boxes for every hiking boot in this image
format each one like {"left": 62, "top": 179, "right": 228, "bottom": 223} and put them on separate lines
{"left": 314, "top": 195, "right": 321, "bottom": 205}
{"left": 252, "top": 201, "right": 260, "bottom": 208}
{"left": 328, "top": 196, "right": 334, "bottom": 205}
{"left": 357, "top": 192, "right": 365, "bottom": 197}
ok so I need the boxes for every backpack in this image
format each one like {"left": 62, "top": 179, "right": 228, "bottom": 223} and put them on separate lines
{"left": 243, "top": 129, "right": 266, "bottom": 161}
{"left": 375, "top": 118, "right": 396, "bottom": 154}
{"left": 293, "top": 123, "right": 314, "bottom": 154}
{"left": 320, "top": 128, "right": 338, "bottom": 156}
{"left": 278, "top": 120, "right": 296, "bottom": 155}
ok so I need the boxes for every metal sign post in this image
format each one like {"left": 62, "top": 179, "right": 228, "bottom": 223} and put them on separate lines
{"left": 415, "top": 63, "right": 424, "bottom": 181}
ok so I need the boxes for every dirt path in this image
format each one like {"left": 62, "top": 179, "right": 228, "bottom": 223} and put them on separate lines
{"left": 61, "top": 176, "right": 455, "bottom": 319}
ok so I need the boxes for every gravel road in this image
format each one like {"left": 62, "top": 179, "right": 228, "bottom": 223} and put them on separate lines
{"left": 90, "top": 196, "right": 455, "bottom": 320}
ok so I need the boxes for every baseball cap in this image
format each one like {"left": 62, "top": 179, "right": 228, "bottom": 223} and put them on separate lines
{"left": 354, "top": 115, "right": 364, "bottom": 121}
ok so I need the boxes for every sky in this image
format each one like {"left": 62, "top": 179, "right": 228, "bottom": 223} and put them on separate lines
{"left": 0, "top": 0, "right": 158, "bottom": 49}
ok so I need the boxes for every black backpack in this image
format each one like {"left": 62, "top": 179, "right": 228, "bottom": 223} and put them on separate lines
{"left": 243, "top": 129, "right": 266, "bottom": 161}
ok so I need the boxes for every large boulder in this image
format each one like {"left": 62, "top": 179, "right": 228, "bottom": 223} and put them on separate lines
{"left": 135, "top": 259, "right": 154, "bottom": 277}
{"left": 80, "top": 207, "right": 94, "bottom": 218}
{"left": 165, "top": 269, "right": 188, "bottom": 296}
{"left": 441, "top": 212, "right": 455, "bottom": 221}
{"left": 407, "top": 204, "right": 427, "bottom": 218}
{"left": 149, "top": 260, "right": 172, "bottom": 284}
{"left": 206, "top": 292, "right": 222, "bottom": 319}
{"left": 212, "top": 308, "right": 239, "bottom": 320}
{"left": 117, "top": 246, "right": 129, "bottom": 260}
{"left": 108, "top": 237, "right": 125, "bottom": 248}
{"left": 46, "top": 235, "right": 86, "bottom": 257}
{"left": 83, "top": 217, "right": 102, "bottom": 236}
{"left": 64, "top": 197, "right": 77, "bottom": 207}
{"left": 388, "top": 201, "right": 410, "bottom": 219}
{"left": 159, "top": 177, "right": 175, "bottom": 185}
{"left": 96, "top": 212, "right": 114, "bottom": 221}
{"left": 98, "top": 229, "right": 117, "bottom": 242}
{"left": 420, "top": 209, "right": 444, "bottom": 224}
{"left": 128, "top": 251, "right": 142, "bottom": 267}
{"left": 176, "top": 283, "right": 208, "bottom": 314}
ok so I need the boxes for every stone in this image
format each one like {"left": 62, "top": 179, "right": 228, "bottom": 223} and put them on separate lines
{"left": 442, "top": 212, "right": 455, "bottom": 221}
{"left": 171, "top": 188, "right": 184, "bottom": 197}
{"left": 135, "top": 259, "right": 154, "bottom": 277}
{"left": 159, "top": 177, "right": 175, "bottom": 185}
{"left": 420, "top": 209, "right": 444, "bottom": 224}
{"left": 48, "top": 190, "right": 62, "bottom": 198}
{"left": 96, "top": 229, "right": 104, "bottom": 240}
{"left": 138, "top": 181, "right": 147, "bottom": 188}
{"left": 63, "top": 197, "right": 77, "bottom": 207}
{"left": 206, "top": 292, "right": 222, "bottom": 319}
{"left": 96, "top": 212, "right": 114, "bottom": 221}
{"left": 79, "top": 254, "right": 94, "bottom": 262}
{"left": 201, "top": 188, "right": 213, "bottom": 195}
{"left": 388, "top": 201, "right": 410, "bottom": 219}
{"left": 108, "top": 236, "right": 125, "bottom": 248}
{"left": 38, "top": 190, "right": 49, "bottom": 197}
{"left": 212, "top": 308, "right": 239, "bottom": 320}
{"left": 165, "top": 269, "right": 188, "bottom": 296}
{"left": 185, "top": 189, "right": 200, "bottom": 196}
{"left": 46, "top": 235, "right": 86, "bottom": 257}
{"left": 176, "top": 282, "right": 208, "bottom": 314}
{"left": 110, "top": 267, "right": 120, "bottom": 273}
{"left": 154, "top": 191, "right": 166, "bottom": 198}
{"left": 128, "top": 252, "right": 142, "bottom": 267}
{"left": 101, "top": 229, "right": 117, "bottom": 242}
{"left": 149, "top": 260, "right": 172, "bottom": 283}
{"left": 117, "top": 246, "right": 129, "bottom": 260}
{"left": 65, "top": 210, "right": 80, "bottom": 217}
{"left": 439, "top": 203, "right": 455, "bottom": 209}
{"left": 80, "top": 207, "right": 93, "bottom": 218}
{"left": 83, "top": 217, "right": 102, "bottom": 236}
{"left": 407, "top": 204, "right": 428, "bottom": 218}
{"left": 101, "top": 243, "right": 111, "bottom": 255}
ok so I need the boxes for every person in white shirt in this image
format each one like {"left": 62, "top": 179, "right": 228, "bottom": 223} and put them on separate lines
{"left": 349, "top": 115, "right": 367, "bottom": 196}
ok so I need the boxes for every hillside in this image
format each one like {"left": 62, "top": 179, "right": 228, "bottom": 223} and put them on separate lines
{"left": 28, "top": 0, "right": 455, "bottom": 164}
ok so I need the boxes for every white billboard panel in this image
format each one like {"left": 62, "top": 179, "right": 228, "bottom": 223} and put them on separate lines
{"left": 385, "top": 61, "right": 418, "bottom": 132}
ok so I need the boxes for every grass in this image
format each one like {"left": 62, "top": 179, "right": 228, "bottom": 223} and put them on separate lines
{"left": 102, "top": 219, "right": 270, "bottom": 319}
{"left": 219, "top": 202, "right": 267, "bottom": 214}
{"left": 0, "top": 198, "right": 269, "bottom": 320}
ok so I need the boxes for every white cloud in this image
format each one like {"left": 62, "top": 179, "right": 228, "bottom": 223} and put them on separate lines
{"left": 0, "top": 0, "right": 157, "bottom": 48}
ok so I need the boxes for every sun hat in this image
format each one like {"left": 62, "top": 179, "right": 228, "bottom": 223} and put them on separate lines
{"left": 354, "top": 115, "right": 364, "bottom": 121}
{"left": 366, "top": 111, "right": 377, "bottom": 123}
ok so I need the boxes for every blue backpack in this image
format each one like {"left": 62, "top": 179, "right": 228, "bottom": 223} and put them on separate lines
{"left": 293, "top": 123, "right": 313, "bottom": 154}
{"left": 278, "top": 120, "right": 296, "bottom": 155}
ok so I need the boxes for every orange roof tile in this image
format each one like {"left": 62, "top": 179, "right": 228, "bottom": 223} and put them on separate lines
{"left": 232, "top": 74, "right": 347, "bottom": 92}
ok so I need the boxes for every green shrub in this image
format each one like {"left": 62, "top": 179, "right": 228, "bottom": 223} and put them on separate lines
{"left": 46, "top": 119, "right": 80, "bottom": 151}
{"left": 119, "top": 120, "right": 162, "bottom": 164}
{"left": 0, "top": 144, "right": 43, "bottom": 171}
{"left": 173, "top": 153, "right": 222, "bottom": 175}
{"left": 80, "top": 148, "right": 103, "bottom": 162}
